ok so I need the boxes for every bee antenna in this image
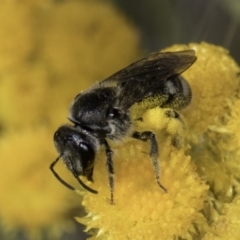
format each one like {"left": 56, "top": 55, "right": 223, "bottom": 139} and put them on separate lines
{"left": 50, "top": 155, "right": 98, "bottom": 194}
{"left": 74, "top": 175, "right": 98, "bottom": 194}
{"left": 50, "top": 155, "right": 75, "bottom": 190}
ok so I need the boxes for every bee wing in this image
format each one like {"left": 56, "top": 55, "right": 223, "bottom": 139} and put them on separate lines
{"left": 103, "top": 50, "right": 196, "bottom": 109}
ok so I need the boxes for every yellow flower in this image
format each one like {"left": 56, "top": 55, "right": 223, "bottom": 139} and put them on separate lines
{"left": 76, "top": 42, "right": 240, "bottom": 239}
{"left": 0, "top": 128, "right": 75, "bottom": 231}
{"left": 0, "top": 0, "right": 140, "bottom": 238}
{"left": 164, "top": 42, "right": 239, "bottom": 142}
{"left": 77, "top": 137, "right": 207, "bottom": 239}
{"left": 0, "top": 0, "right": 139, "bottom": 130}
{"left": 0, "top": 2, "right": 33, "bottom": 72}
{"left": 203, "top": 197, "right": 240, "bottom": 240}
{"left": 0, "top": 63, "right": 49, "bottom": 128}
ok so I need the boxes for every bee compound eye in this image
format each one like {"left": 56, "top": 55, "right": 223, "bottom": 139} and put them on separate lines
{"left": 79, "top": 142, "right": 95, "bottom": 164}
{"left": 53, "top": 130, "right": 60, "bottom": 140}
{"left": 107, "top": 108, "right": 120, "bottom": 119}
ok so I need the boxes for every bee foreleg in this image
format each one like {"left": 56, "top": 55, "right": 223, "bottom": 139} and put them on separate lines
{"left": 101, "top": 139, "right": 115, "bottom": 204}
{"left": 132, "top": 131, "right": 167, "bottom": 193}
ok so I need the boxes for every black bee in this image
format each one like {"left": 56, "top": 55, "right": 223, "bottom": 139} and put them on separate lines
{"left": 50, "top": 50, "right": 196, "bottom": 204}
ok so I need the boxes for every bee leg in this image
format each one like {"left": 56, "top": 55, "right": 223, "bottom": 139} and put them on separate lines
{"left": 132, "top": 131, "right": 167, "bottom": 193}
{"left": 85, "top": 168, "right": 94, "bottom": 182}
{"left": 101, "top": 139, "right": 115, "bottom": 204}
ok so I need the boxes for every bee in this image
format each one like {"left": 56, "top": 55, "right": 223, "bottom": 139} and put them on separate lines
{"left": 50, "top": 50, "right": 196, "bottom": 204}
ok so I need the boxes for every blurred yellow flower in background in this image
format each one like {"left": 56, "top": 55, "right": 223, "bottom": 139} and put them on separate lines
{"left": 0, "top": 0, "right": 139, "bottom": 239}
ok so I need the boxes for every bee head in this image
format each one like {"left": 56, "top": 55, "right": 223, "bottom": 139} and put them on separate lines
{"left": 54, "top": 125, "right": 98, "bottom": 179}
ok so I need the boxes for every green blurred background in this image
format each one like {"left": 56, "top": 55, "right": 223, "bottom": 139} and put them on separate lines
{"left": 115, "top": 0, "right": 240, "bottom": 62}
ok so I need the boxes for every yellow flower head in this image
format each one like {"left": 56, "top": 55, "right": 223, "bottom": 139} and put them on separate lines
{"left": 0, "top": 127, "right": 77, "bottom": 235}
{"left": 203, "top": 197, "right": 240, "bottom": 240}
{"left": 164, "top": 42, "right": 239, "bottom": 142}
{"left": 75, "top": 42, "right": 240, "bottom": 239}
{"left": 77, "top": 132, "right": 207, "bottom": 239}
